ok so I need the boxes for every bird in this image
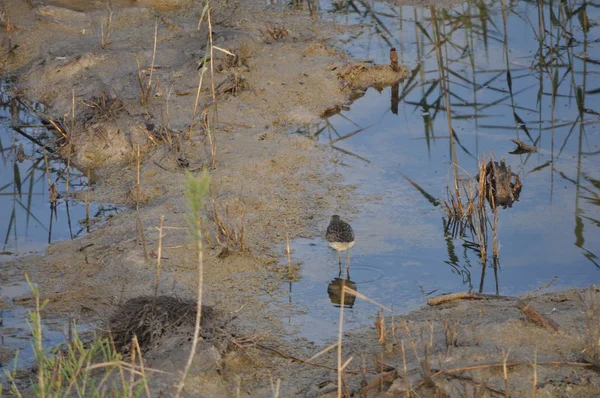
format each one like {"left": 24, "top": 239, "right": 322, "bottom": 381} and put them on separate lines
{"left": 390, "top": 47, "right": 399, "bottom": 71}
{"left": 326, "top": 215, "right": 355, "bottom": 267}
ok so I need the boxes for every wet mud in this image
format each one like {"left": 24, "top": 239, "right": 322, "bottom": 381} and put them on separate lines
{"left": 0, "top": 0, "right": 599, "bottom": 396}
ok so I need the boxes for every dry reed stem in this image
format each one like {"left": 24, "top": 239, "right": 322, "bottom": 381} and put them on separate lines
{"left": 308, "top": 343, "right": 338, "bottom": 361}
{"left": 401, "top": 340, "right": 411, "bottom": 397}
{"left": 33, "top": 287, "right": 45, "bottom": 395}
{"left": 343, "top": 286, "right": 391, "bottom": 311}
{"left": 129, "top": 336, "right": 136, "bottom": 397}
{"left": 429, "top": 360, "right": 592, "bottom": 379}
{"left": 131, "top": 336, "right": 151, "bottom": 398}
{"left": 205, "top": 115, "right": 217, "bottom": 169}
{"left": 135, "top": 56, "right": 148, "bottom": 107}
{"left": 189, "top": 5, "right": 209, "bottom": 133}
{"left": 502, "top": 349, "right": 510, "bottom": 398}
{"left": 86, "top": 360, "right": 168, "bottom": 375}
{"left": 211, "top": 199, "right": 246, "bottom": 251}
{"left": 41, "top": 148, "right": 57, "bottom": 204}
{"left": 526, "top": 277, "right": 558, "bottom": 298}
{"left": 139, "top": 124, "right": 158, "bottom": 145}
{"left": 274, "top": 378, "right": 281, "bottom": 398}
{"left": 402, "top": 320, "right": 422, "bottom": 363}
{"left": 46, "top": 117, "right": 69, "bottom": 140}
{"left": 284, "top": 219, "right": 292, "bottom": 276}
{"left": 165, "top": 84, "right": 173, "bottom": 130}
{"left": 154, "top": 215, "right": 165, "bottom": 300}
{"left": 135, "top": 146, "right": 148, "bottom": 261}
{"left": 256, "top": 343, "right": 365, "bottom": 374}
{"left": 85, "top": 168, "right": 91, "bottom": 225}
{"left": 64, "top": 90, "right": 76, "bottom": 202}
{"left": 430, "top": 6, "right": 460, "bottom": 202}
{"left": 101, "top": 2, "right": 113, "bottom": 49}
{"left": 134, "top": 20, "right": 158, "bottom": 108}
{"left": 532, "top": 350, "right": 538, "bottom": 398}
{"left": 148, "top": 19, "right": 158, "bottom": 92}
{"left": 207, "top": 7, "right": 217, "bottom": 123}
{"left": 356, "top": 370, "right": 398, "bottom": 396}
{"left": 337, "top": 279, "right": 346, "bottom": 398}
{"left": 375, "top": 311, "right": 386, "bottom": 344}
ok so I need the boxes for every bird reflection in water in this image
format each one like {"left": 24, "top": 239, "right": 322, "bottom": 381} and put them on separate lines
{"left": 327, "top": 269, "right": 357, "bottom": 308}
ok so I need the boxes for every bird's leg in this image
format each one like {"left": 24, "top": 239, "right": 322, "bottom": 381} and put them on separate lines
{"left": 345, "top": 250, "right": 350, "bottom": 272}
{"left": 337, "top": 250, "right": 342, "bottom": 265}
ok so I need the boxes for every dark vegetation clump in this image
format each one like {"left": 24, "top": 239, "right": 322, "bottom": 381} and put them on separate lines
{"left": 108, "top": 296, "right": 222, "bottom": 355}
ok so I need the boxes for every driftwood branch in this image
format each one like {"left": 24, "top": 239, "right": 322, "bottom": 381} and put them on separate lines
{"left": 427, "top": 292, "right": 515, "bottom": 306}
{"left": 516, "top": 300, "right": 560, "bottom": 332}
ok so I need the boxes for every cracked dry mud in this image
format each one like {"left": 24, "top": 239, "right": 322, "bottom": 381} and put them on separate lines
{"left": 1, "top": 1, "right": 599, "bottom": 397}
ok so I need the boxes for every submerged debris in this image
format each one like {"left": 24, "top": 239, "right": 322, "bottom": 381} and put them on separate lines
{"left": 510, "top": 139, "right": 538, "bottom": 154}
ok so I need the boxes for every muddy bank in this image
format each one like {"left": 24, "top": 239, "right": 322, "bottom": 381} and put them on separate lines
{"left": 0, "top": 0, "right": 598, "bottom": 397}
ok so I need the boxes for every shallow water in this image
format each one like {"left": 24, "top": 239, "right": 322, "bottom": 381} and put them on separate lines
{"left": 0, "top": 282, "right": 70, "bottom": 376}
{"left": 0, "top": 82, "right": 119, "bottom": 262}
{"left": 0, "top": 84, "right": 117, "bottom": 376}
{"left": 284, "top": 0, "right": 600, "bottom": 341}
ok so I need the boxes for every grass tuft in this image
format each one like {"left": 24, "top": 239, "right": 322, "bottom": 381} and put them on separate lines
{"left": 5, "top": 275, "right": 150, "bottom": 397}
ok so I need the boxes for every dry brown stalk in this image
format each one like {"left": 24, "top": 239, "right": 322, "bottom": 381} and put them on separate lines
{"left": 429, "top": 360, "right": 593, "bottom": 378}
{"left": 85, "top": 168, "right": 91, "bottom": 226}
{"left": 206, "top": 5, "right": 218, "bottom": 131}
{"left": 135, "top": 19, "right": 158, "bottom": 109}
{"left": 355, "top": 370, "right": 397, "bottom": 397}
{"left": 401, "top": 320, "right": 422, "bottom": 364}
{"left": 443, "top": 321, "right": 459, "bottom": 355}
{"left": 343, "top": 285, "right": 390, "bottom": 311}
{"left": 255, "top": 343, "right": 365, "bottom": 374}
{"left": 135, "top": 146, "right": 148, "bottom": 261}
{"left": 100, "top": 2, "right": 113, "bottom": 49}
{"left": 375, "top": 311, "right": 386, "bottom": 345}
{"left": 502, "top": 349, "right": 510, "bottom": 398}
{"left": 129, "top": 336, "right": 137, "bottom": 397}
{"left": 337, "top": 278, "right": 346, "bottom": 397}
{"left": 154, "top": 215, "right": 165, "bottom": 300}
{"left": 204, "top": 114, "right": 217, "bottom": 169}
{"left": 42, "top": 149, "right": 59, "bottom": 204}
{"left": 532, "top": 350, "right": 538, "bottom": 398}
{"left": 400, "top": 340, "right": 410, "bottom": 397}
{"left": 211, "top": 199, "right": 246, "bottom": 252}
{"left": 526, "top": 276, "right": 558, "bottom": 298}
{"left": 516, "top": 300, "right": 560, "bottom": 332}
{"left": 579, "top": 288, "right": 600, "bottom": 365}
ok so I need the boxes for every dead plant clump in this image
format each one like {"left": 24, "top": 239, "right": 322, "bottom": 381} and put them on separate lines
{"left": 108, "top": 296, "right": 223, "bottom": 355}
{"left": 443, "top": 153, "right": 523, "bottom": 227}
{"left": 483, "top": 157, "right": 522, "bottom": 209}
{"left": 79, "top": 88, "right": 124, "bottom": 125}
{"left": 260, "top": 23, "right": 289, "bottom": 43}
{"left": 208, "top": 198, "right": 246, "bottom": 255}
{"left": 442, "top": 166, "right": 483, "bottom": 239}
{"left": 338, "top": 63, "right": 410, "bottom": 91}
